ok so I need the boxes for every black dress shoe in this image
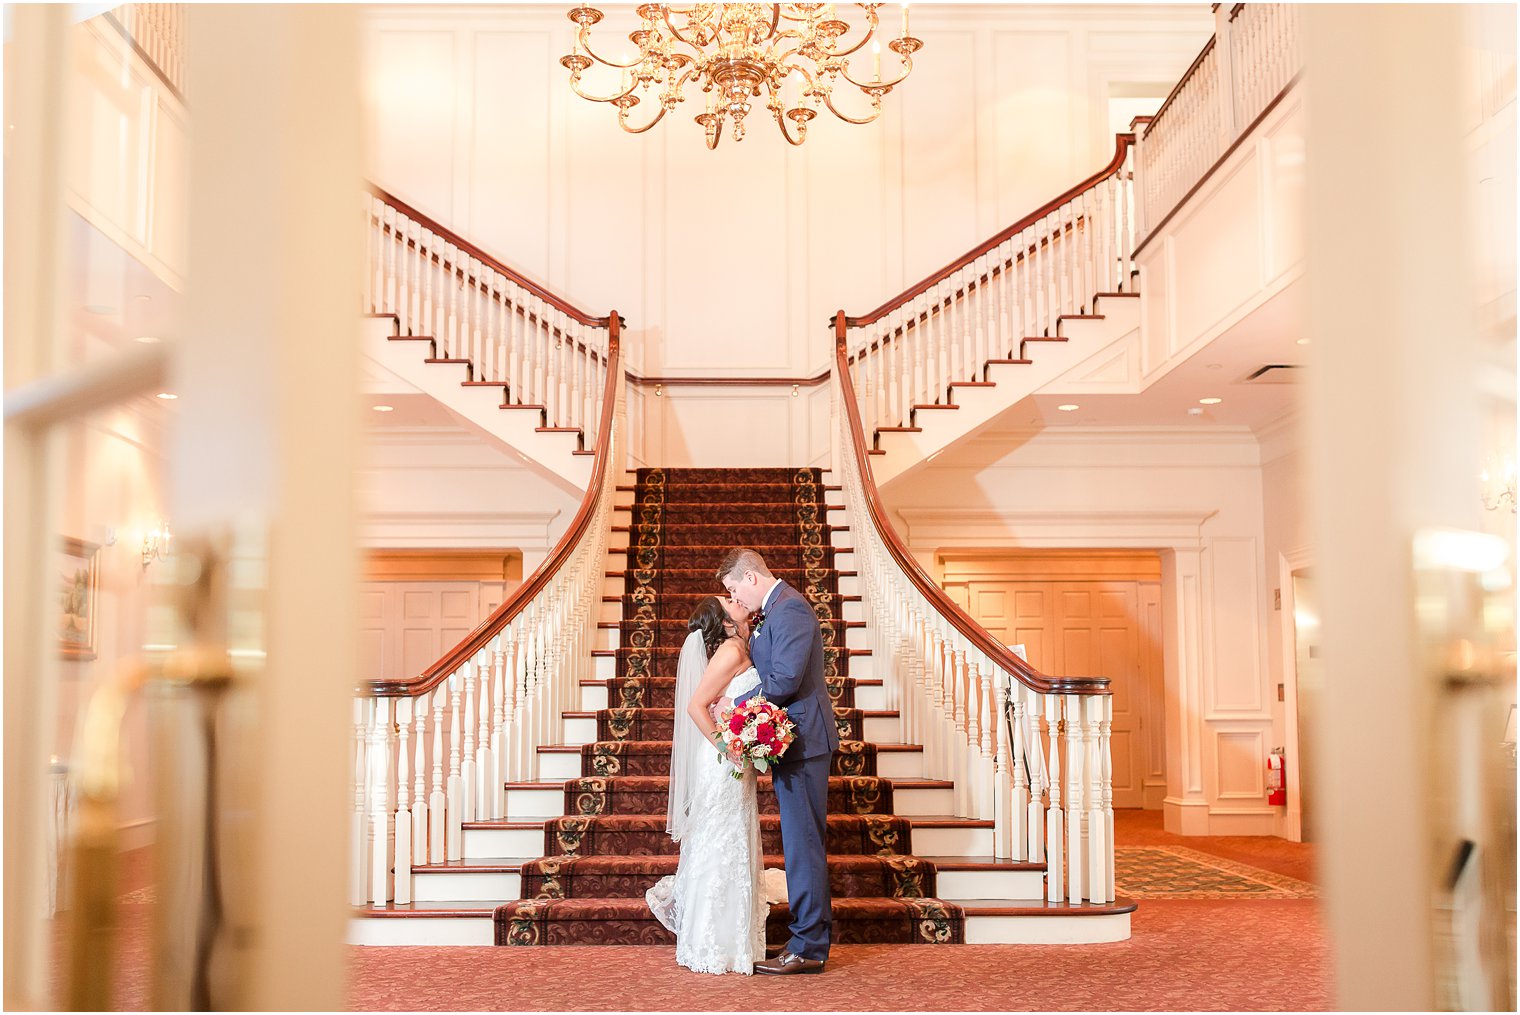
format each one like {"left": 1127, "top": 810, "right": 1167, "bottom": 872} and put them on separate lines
{"left": 753, "top": 951, "right": 825, "bottom": 975}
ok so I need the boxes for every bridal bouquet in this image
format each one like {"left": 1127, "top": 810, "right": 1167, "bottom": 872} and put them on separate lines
{"left": 717, "top": 696, "right": 796, "bottom": 779}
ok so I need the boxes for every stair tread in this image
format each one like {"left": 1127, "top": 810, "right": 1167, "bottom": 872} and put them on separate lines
{"left": 361, "top": 898, "right": 1130, "bottom": 918}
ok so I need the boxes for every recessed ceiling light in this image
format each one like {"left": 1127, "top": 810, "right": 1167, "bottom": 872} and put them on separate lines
{"left": 156, "top": 392, "right": 178, "bottom": 400}
{"left": 1205, "top": 363, "right": 1224, "bottom": 370}
{"left": 1199, "top": 397, "right": 1223, "bottom": 405}
{"left": 372, "top": 404, "right": 395, "bottom": 412}
{"left": 84, "top": 304, "right": 116, "bottom": 315}
{"left": 134, "top": 335, "right": 161, "bottom": 344}
{"left": 1296, "top": 338, "right": 1310, "bottom": 346}
{"left": 134, "top": 294, "right": 152, "bottom": 303}
{"left": 1057, "top": 404, "right": 1080, "bottom": 412}
{"left": 1187, "top": 407, "right": 1204, "bottom": 416}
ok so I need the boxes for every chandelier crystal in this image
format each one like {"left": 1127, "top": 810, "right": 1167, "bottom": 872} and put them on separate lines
{"left": 560, "top": 4, "right": 922, "bottom": 149}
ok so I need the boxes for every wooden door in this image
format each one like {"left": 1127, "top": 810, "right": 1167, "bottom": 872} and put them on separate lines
{"left": 939, "top": 552, "right": 1165, "bottom": 810}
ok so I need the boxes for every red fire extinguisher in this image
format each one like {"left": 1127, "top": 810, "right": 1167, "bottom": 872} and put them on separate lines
{"left": 1267, "top": 748, "right": 1287, "bottom": 806}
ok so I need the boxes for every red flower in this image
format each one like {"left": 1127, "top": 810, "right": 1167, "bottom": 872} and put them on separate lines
{"left": 756, "top": 722, "right": 776, "bottom": 743}
{"left": 729, "top": 713, "right": 746, "bottom": 734}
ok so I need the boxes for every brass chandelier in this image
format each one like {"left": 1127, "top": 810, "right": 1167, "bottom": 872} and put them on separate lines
{"left": 560, "top": 4, "right": 922, "bottom": 149}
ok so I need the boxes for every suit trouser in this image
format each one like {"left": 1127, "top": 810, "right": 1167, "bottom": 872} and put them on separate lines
{"left": 772, "top": 750, "right": 833, "bottom": 960}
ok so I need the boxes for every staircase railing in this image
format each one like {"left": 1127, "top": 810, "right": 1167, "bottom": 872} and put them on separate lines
{"left": 833, "top": 318, "right": 1114, "bottom": 903}
{"left": 350, "top": 316, "right": 624, "bottom": 908}
{"left": 1134, "top": 3, "right": 1302, "bottom": 240}
{"left": 363, "top": 185, "right": 615, "bottom": 447}
{"left": 841, "top": 133, "right": 1137, "bottom": 450}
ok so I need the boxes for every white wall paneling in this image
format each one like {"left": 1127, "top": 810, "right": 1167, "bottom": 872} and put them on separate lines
{"left": 1134, "top": 86, "right": 1306, "bottom": 384}
{"left": 889, "top": 425, "right": 1282, "bottom": 834}
{"left": 361, "top": 5, "right": 1212, "bottom": 391}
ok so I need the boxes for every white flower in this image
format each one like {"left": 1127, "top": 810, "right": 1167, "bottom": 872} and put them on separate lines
{"left": 740, "top": 726, "right": 757, "bottom": 744}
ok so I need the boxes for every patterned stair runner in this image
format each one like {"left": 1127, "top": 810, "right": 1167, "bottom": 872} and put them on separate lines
{"left": 493, "top": 467, "right": 965, "bottom": 947}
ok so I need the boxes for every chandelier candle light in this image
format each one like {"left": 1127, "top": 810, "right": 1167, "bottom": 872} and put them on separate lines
{"left": 561, "top": 3, "right": 922, "bottom": 148}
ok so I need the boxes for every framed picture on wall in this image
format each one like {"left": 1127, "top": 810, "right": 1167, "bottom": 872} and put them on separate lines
{"left": 58, "top": 537, "right": 100, "bottom": 660}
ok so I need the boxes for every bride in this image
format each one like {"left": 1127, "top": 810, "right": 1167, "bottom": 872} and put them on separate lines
{"left": 645, "top": 595, "right": 786, "bottom": 974}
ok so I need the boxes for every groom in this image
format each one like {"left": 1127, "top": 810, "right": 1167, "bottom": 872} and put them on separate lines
{"left": 715, "top": 546, "right": 838, "bottom": 975}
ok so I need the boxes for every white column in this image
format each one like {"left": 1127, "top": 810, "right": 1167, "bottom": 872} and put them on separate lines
{"left": 171, "top": 8, "right": 361, "bottom": 1008}
{"left": 3, "top": 8, "right": 71, "bottom": 1006}
{"left": 1160, "top": 545, "right": 1210, "bottom": 835}
{"left": 1304, "top": 7, "right": 1484, "bottom": 1009}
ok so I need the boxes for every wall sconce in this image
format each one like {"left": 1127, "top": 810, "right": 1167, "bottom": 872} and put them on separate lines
{"left": 1480, "top": 458, "right": 1516, "bottom": 514}
{"left": 142, "top": 522, "right": 172, "bottom": 568}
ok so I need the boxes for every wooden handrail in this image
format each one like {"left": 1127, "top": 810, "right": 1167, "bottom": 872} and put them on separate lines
{"left": 844, "top": 134, "right": 1135, "bottom": 328}
{"left": 365, "top": 313, "right": 622, "bottom": 697}
{"left": 1142, "top": 35, "right": 1217, "bottom": 140}
{"left": 833, "top": 312, "right": 1109, "bottom": 697}
{"left": 844, "top": 214, "right": 1087, "bottom": 362}
{"left": 366, "top": 183, "right": 614, "bottom": 329}
{"left": 624, "top": 369, "right": 830, "bottom": 388}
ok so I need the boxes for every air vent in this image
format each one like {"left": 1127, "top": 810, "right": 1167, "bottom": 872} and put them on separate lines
{"left": 1243, "top": 364, "right": 1302, "bottom": 384}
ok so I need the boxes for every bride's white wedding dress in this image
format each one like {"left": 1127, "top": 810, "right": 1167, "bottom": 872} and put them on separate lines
{"left": 645, "top": 664, "right": 788, "bottom": 974}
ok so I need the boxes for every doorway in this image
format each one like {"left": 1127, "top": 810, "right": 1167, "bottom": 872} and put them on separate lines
{"left": 1290, "top": 568, "right": 1321, "bottom": 841}
{"left": 939, "top": 550, "right": 1166, "bottom": 810}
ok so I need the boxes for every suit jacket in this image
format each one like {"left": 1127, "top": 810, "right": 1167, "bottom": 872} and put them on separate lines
{"left": 736, "top": 581, "right": 839, "bottom": 762}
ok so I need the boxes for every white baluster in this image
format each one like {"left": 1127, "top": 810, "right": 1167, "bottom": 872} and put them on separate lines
{"left": 363, "top": 198, "right": 375, "bottom": 314}
{"left": 430, "top": 686, "right": 446, "bottom": 863}
{"left": 412, "top": 691, "right": 428, "bottom": 864}
{"left": 975, "top": 656, "right": 996, "bottom": 822}
{"left": 393, "top": 698, "right": 413, "bottom": 905}
{"left": 369, "top": 698, "right": 393, "bottom": 906}
{"left": 491, "top": 636, "right": 508, "bottom": 818}
{"left": 1044, "top": 694, "right": 1064, "bottom": 901}
{"left": 446, "top": 671, "right": 464, "bottom": 861}
{"left": 386, "top": 205, "right": 399, "bottom": 315}
{"left": 1086, "top": 694, "right": 1107, "bottom": 904}
{"left": 993, "top": 671, "right": 1014, "bottom": 860}
{"left": 351, "top": 698, "right": 369, "bottom": 906}
{"left": 461, "top": 661, "right": 478, "bottom": 824}
{"left": 476, "top": 647, "right": 495, "bottom": 821}
{"left": 951, "top": 648, "right": 970, "bottom": 816}
{"left": 1100, "top": 694, "right": 1115, "bottom": 903}
{"left": 1026, "top": 691, "right": 1045, "bottom": 863}
{"left": 1066, "top": 694, "right": 1086, "bottom": 904}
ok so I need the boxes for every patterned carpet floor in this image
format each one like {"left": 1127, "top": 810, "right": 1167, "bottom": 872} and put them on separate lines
{"left": 1114, "top": 845, "right": 1319, "bottom": 900}
{"left": 49, "top": 811, "right": 1333, "bottom": 1011}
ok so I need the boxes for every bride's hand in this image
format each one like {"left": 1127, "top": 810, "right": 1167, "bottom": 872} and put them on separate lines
{"left": 707, "top": 697, "right": 733, "bottom": 724}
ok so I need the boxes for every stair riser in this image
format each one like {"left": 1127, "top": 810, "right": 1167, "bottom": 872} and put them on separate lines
{"left": 909, "top": 825, "right": 993, "bottom": 855}
{"left": 411, "top": 870, "right": 521, "bottom": 902}
{"left": 348, "top": 917, "right": 493, "bottom": 946}
{"left": 964, "top": 912, "right": 1131, "bottom": 944}
{"left": 594, "top": 655, "right": 615, "bottom": 681}
{"left": 564, "top": 712, "right": 893, "bottom": 746}
{"left": 404, "top": 861, "right": 1029, "bottom": 907}
{"left": 875, "top": 750, "right": 922, "bottom": 779}
{"left": 348, "top": 910, "right": 1130, "bottom": 947}
{"left": 517, "top": 862, "right": 939, "bottom": 901}
{"left": 499, "top": 910, "right": 962, "bottom": 947}
{"left": 597, "top": 602, "right": 622, "bottom": 625}
{"left": 503, "top": 778, "right": 924, "bottom": 821}
{"left": 594, "top": 627, "right": 619, "bottom": 651}
{"left": 936, "top": 869, "right": 1045, "bottom": 898}
{"left": 581, "top": 683, "right": 874, "bottom": 711}
{"left": 464, "top": 826, "right": 543, "bottom": 857}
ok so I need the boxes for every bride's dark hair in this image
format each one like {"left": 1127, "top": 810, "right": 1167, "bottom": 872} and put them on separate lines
{"left": 687, "top": 595, "right": 733, "bottom": 659}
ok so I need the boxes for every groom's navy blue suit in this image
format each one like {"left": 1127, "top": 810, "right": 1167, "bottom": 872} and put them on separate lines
{"left": 736, "top": 580, "right": 838, "bottom": 962}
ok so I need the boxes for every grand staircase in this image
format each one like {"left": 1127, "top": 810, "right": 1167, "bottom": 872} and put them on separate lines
{"left": 351, "top": 466, "right": 1134, "bottom": 946}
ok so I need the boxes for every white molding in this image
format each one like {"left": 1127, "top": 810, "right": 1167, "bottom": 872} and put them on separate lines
{"left": 361, "top": 509, "right": 561, "bottom": 550}
{"left": 897, "top": 506, "right": 1218, "bottom": 549}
